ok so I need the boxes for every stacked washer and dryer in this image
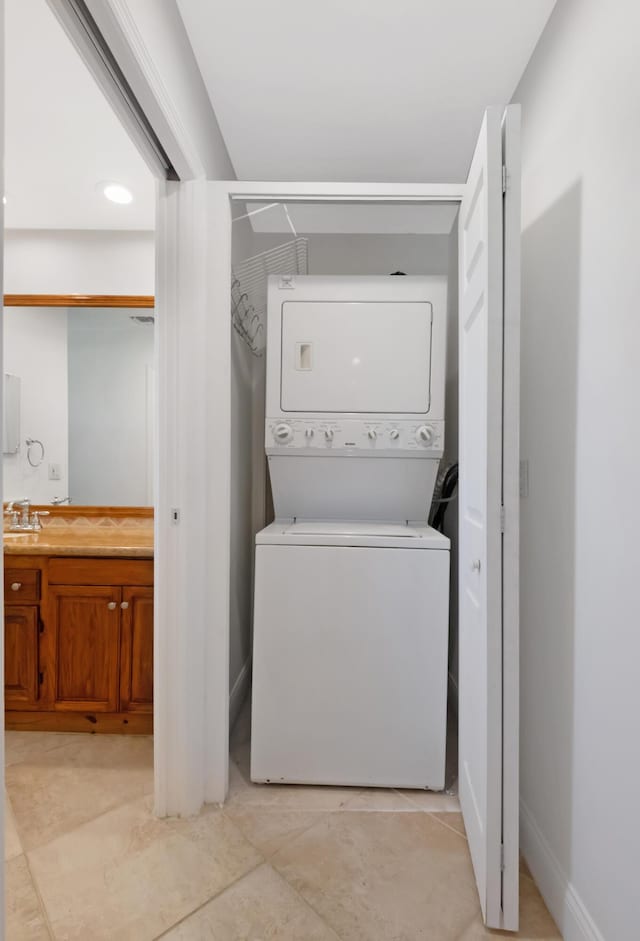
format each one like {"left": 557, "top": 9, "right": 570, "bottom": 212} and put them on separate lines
{"left": 251, "top": 275, "right": 450, "bottom": 790}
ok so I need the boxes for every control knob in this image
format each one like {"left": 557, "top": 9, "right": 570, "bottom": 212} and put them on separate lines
{"left": 367, "top": 428, "right": 377, "bottom": 440}
{"left": 305, "top": 428, "right": 314, "bottom": 439}
{"left": 416, "top": 425, "right": 434, "bottom": 446}
{"left": 324, "top": 429, "right": 334, "bottom": 442}
{"left": 389, "top": 429, "right": 400, "bottom": 441}
{"left": 273, "top": 422, "right": 293, "bottom": 444}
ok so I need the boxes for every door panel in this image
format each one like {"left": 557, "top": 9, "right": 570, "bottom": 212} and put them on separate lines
{"left": 4, "top": 606, "right": 39, "bottom": 707}
{"left": 500, "top": 104, "right": 522, "bottom": 932}
{"left": 120, "top": 586, "right": 154, "bottom": 713}
{"left": 459, "top": 105, "right": 520, "bottom": 930}
{"left": 49, "top": 585, "right": 121, "bottom": 712}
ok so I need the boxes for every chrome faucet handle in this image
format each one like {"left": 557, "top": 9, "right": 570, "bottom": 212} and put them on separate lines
{"left": 31, "top": 511, "right": 49, "bottom": 532}
{"left": 4, "top": 501, "right": 15, "bottom": 516}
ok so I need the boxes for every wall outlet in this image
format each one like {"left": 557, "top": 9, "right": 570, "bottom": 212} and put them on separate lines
{"left": 48, "top": 463, "right": 62, "bottom": 481}
{"left": 519, "top": 460, "right": 529, "bottom": 498}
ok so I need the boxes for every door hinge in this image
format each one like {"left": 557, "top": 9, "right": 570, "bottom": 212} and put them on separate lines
{"left": 502, "top": 165, "right": 508, "bottom": 194}
{"left": 500, "top": 505, "right": 506, "bottom": 533}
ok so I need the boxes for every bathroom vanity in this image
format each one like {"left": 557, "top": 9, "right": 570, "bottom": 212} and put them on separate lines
{"left": 3, "top": 509, "right": 153, "bottom": 733}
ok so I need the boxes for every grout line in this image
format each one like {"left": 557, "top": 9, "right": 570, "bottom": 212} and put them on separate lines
{"left": 223, "top": 804, "right": 332, "bottom": 861}
{"left": 426, "top": 811, "right": 468, "bottom": 842}
{"left": 271, "top": 866, "right": 345, "bottom": 941}
{"left": 21, "top": 785, "right": 154, "bottom": 856}
{"left": 151, "top": 860, "right": 265, "bottom": 940}
{"left": 20, "top": 851, "right": 57, "bottom": 941}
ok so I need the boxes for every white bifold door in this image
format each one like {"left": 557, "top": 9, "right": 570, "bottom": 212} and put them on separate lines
{"left": 458, "top": 105, "right": 521, "bottom": 931}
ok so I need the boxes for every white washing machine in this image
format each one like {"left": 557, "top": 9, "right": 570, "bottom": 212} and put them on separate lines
{"left": 251, "top": 275, "right": 450, "bottom": 789}
{"left": 252, "top": 521, "right": 449, "bottom": 789}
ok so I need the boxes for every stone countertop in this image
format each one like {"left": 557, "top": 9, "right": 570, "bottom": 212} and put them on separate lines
{"left": 3, "top": 528, "right": 153, "bottom": 558}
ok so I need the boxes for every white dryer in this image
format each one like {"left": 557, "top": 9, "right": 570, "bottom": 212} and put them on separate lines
{"left": 251, "top": 275, "right": 450, "bottom": 789}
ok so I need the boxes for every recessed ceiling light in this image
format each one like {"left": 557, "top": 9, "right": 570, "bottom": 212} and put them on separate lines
{"left": 98, "top": 182, "right": 133, "bottom": 205}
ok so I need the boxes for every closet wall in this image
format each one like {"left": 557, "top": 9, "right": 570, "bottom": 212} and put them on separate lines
{"left": 229, "top": 211, "right": 258, "bottom": 721}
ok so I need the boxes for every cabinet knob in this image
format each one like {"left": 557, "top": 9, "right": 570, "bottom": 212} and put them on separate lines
{"left": 107, "top": 601, "right": 117, "bottom": 610}
{"left": 120, "top": 601, "right": 129, "bottom": 610}
{"left": 10, "top": 582, "right": 22, "bottom": 591}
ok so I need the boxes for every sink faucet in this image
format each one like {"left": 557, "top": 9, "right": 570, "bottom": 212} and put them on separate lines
{"left": 16, "top": 499, "right": 31, "bottom": 528}
{"left": 4, "top": 499, "right": 49, "bottom": 532}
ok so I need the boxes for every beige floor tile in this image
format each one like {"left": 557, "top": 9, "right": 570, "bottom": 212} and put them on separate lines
{"left": 162, "top": 862, "right": 340, "bottom": 940}
{"left": 429, "top": 811, "right": 467, "bottom": 839}
{"left": 397, "top": 787, "right": 462, "bottom": 812}
{"left": 224, "top": 806, "right": 328, "bottom": 858}
{"left": 272, "top": 810, "right": 480, "bottom": 941}
{"left": 5, "top": 793, "right": 23, "bottom": 861}
{"left": 5, "top": 854, "right": 51, "bottom": 940}
{"left": 6, "top": 734, "right": 153, "bottom": 851}
{"left": 28, "top": 795, "right": 262, "bottom": 941}
{"left": 342, "top": 787, "right": 424, "bottom": 813}
{"left": 4, "top": 731, "right": 82, "bottom": 768}
{"left": 228, "top": 757, "right": 358, "bottom": 812}
{"left": 457, "top": 872, "right": 561, "bottom": 940}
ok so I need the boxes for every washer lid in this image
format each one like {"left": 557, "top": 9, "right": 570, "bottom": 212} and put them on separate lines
{"left": 256, "top": 520, "right": 450, "bottom": 549}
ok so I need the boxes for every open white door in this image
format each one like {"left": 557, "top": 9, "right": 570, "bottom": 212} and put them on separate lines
{"left": 458, "top": 105, "right": 521, "bottom": 931}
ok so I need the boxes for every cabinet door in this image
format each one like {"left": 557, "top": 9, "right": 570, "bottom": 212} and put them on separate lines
{"left": 49, "top": 585, "right": 121, "bottom": 712}
{"left": 4, "top": 605, "right": 39, "bottom": 707}
{"left": 120, "top": 586, "right": 153, "bottom": 713}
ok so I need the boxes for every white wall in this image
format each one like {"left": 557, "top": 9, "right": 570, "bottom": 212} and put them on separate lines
{"left": 253, "top": 232, "right": 450, "bottom": 278}
{"left": 67, "top": 308, "right": 154, "bottom": 505}
{"left": 514, "top": 3, "right": 640, "bottom": 939}
{"left": 4, "top": 229, "right": 154, "bottom": 295}
{"left": 3, "top": 306, "right": 68, "bottom": 503}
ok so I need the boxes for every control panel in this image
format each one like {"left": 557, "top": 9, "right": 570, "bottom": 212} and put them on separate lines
{"left": 266, "top": 418, "right": 444, "bottom": 456}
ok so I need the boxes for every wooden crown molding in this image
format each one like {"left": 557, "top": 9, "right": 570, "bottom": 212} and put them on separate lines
{"left": 4, "top": 294, "right": 154, "bottom": 308}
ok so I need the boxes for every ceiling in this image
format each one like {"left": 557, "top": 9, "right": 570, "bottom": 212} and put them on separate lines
{"left": 4, "top": 0, "right": 556, "bottom": 236}
{"left": 177, "top": 0, "right": 556, "bottom": 192}
{"left": 4, "top": 0, "right": 155, "bottom": 230}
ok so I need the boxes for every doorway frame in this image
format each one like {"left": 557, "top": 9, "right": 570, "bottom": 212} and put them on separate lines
{"left": 207, "top": 180, "right": 466, "bottom": 801}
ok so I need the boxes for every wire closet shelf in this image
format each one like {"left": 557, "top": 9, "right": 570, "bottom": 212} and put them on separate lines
{"left": 231, "top": 236, "right": 308, "bottom": 356}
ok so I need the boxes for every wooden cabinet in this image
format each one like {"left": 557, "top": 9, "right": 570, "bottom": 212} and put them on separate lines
{"left": 120, "top": 587, "right": 154, "bottom": 714}
{"left": 48, "top": 585, "right": 122, "bottom": 712}
{"left": 4, "top": 563, "right": 42, "bottom": 709}
{"left": 4, "top": 606, "right": 40, "bottom": 707}
{"left": 4, "top": 555, "right": 153, "bottom": 733}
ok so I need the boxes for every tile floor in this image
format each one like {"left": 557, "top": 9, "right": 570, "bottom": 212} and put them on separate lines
{"left": 4, "top": 704, "right": 562, "bottom": 940}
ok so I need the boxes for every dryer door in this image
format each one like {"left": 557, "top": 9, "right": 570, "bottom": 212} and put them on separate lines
{"left": 280, "top": 300, "right": 432, "bottom": 413}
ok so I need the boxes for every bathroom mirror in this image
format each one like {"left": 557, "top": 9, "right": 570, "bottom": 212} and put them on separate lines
{"left": 3, "top": 294, "right": 155, "bottom": 507}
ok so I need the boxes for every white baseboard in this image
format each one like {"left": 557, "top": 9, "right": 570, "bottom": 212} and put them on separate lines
{"left": 229, "top": 659, "right": 251, "bottom": 732}
{"left": 520, "top": 799, "right": 605, "bottom": 941}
